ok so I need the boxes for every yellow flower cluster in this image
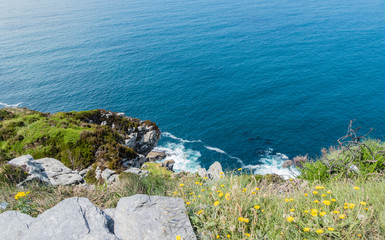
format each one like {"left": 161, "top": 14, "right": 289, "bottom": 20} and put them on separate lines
{"left": 15, "top": 191, "right": 30, "bottom": 200}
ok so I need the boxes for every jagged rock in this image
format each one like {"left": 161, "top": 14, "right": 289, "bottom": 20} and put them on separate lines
{"left": 282, "top": 160, "right": 294, "bottom": 168}
{"left": 0, "top": 211, "right": 34, "bottom": 240}
{"left": 124, "top": 168, "right": 149, "bottom": 177}
{"left": 146, "top": 151, "right": 166, "bottom": 162}
{"left": 34, "top": 158, "right": 84, "bottom": 186}
{"left": 122, "top": 154, "right": 146, "bottom": 168}
{"left": 101, "top": 168, "right": 116, "bottom": 181}
{"left": 161, "top": 160, "right": 175, "bottom": 171}
{"left": 207, "top": 161, "right": 223, "bottom": 180}
{"left": 114, "top": 194, "right": 196, "bottom": 240}
{"left": 0, "top": 198, "right": 117, "bottom": 240}
{"left": 8, "top": 155, "right": 84, "bottom": 186}
{"left": 79, "top": 165, "right": 92, "bottom": 177}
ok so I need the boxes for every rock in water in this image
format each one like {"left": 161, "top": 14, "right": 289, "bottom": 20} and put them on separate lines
{"left": 282, "top": 160, "right": 294, "bottom": 168}
{"left": 146, "top": 151, "right": 166, "bottom": 162}
{"left": 161, "top": 159, "right": 175, "bottom": 171}
{"left": 114, "top": 194, "right": 196, "bottom": 240}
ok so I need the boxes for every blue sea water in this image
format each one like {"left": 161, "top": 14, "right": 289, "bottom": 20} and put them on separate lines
{"left": 1, "top": 0, "right": 385, "bottom": 177}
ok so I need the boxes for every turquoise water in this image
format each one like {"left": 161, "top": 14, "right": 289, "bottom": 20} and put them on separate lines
{"left": 1, "top": 0, "right": 385, "bottom": 177}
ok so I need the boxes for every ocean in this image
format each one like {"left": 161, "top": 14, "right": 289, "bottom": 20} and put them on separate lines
{"left": 1, "top": 0, "right": 385, "bottom": 178}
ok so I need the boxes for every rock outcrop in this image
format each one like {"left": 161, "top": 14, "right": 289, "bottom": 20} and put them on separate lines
{"left": 8, "top": 155, "right": 84, "bottom": 186}
{"left": 0, "top": 195, "right": 196, "bottom": 240}
{"left": 0, "top": 108, "right": 161, "bottom": 171}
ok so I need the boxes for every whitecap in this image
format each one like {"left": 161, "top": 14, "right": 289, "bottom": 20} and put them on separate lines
{"left": 0, "top": 102, "right": 22, "bottom": 108}
{"left": 162, "top": 132, "right": 203, "bottom": 143}
{"left": 154, "top": 143, "right": 201, "bottom": 172}
{"left": 205, "top": 145, "right": 244, "bottom": 165}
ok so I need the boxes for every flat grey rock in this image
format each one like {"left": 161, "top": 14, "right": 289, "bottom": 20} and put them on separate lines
{"left": 0, "top": 211, "right": 34, "bottom": 240}
{"left": 114, "top": 194, "right": 196, "bottom": 240}
{"left": 25, "top": 197, "right": 117, "bottom": 240}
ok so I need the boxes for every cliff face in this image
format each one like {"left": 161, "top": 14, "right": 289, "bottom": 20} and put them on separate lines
{"left": 0, "top": 108, "right": 161, "bottom": 170}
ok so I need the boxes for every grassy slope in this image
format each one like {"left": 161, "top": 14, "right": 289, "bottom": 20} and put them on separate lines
{"left": 0, "top": 108, "right": 139, "bottom": 170}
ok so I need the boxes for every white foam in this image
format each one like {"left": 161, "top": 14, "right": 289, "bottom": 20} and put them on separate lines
{"left": 204, "top": 146, "right": 226, "bottom": 154}
{"left": 244, "top": 152, "right": 301, "bottom": 180}
{"left": 205, "top": 145, "right": 244, "bottom": 165}
{"left": 162, "top": 132, "right": 203, "bottom": 143}
{"left": 0, "top": 102, "right": 22, "bottom": 108}
{"left": 154, "top": 143, "right": 201, "bottom": 172}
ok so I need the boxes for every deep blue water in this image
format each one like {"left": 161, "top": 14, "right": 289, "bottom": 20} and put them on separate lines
{"left": 1, "top": 0, "right": 385, "bottom": 177}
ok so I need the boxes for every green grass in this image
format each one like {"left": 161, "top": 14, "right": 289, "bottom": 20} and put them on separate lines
{"left": 0, "top": 108, "right": 143, "bottom": 171}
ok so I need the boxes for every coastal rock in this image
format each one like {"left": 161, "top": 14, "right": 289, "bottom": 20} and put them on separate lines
{"left": 114, "top": 194, "right": 196, "bottom": 240}
{"left": 207, "top": 161, "right": 223, "bottom": 180}
{"left": 161, "top": 159, "right": 175, "bottom": 171}
{"left": 9, "top": 155, "right": 84, "bottom": 186}
{"left": 101, "top": 168, "right": 116, "bottom": 182}
{"left": 293, "top": 155, "right": 308, "bottom": 168}
{"left": 0, "top": 211, "right": 34, "bottom": 240}
{"left": 282, "top": 160, "right": 294, "bottom": 168}
{"left": 0, "top": 198, "right": 117, "bottom": 240}
{"left": 146, "top": 151, "right": 166, "bottom": 162}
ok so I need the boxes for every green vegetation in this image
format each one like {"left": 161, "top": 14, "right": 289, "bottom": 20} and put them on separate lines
{"left": 0, "top": 107, "right": 147, "bottom": 170}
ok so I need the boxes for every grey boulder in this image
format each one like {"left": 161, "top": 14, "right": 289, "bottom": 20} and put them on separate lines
{"left": 114, "top": 194, "right": 196, "bottom": 240}
{"left": 207, "top": 161, "right": 223, "bottom": 180}
{"left": 0, "top": 211, "right": 34, "bottom": 240}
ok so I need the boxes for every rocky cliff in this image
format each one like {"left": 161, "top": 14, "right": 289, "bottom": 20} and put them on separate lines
{"left": 0, "top": 108, "right": 161, "bottom": 171}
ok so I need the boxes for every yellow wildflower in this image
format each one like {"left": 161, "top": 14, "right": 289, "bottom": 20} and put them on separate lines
{"left": 303, "top": 228, "right": 310, "bottom": 232}
{"left": 216, "top": 235, "right": 220, "bottom": 239}
{"left": 251, "top": 191, "right": 256, "bottom": 194}
{"left": 322, "top": 194, "right": 326, "bottom": 197}
{"left": 195, "top": 182, "right": 200, "bottom": 185}
{"left": 331, "top": 198, "right": 336, "bottom": 202}
{"left": 316, "top": 229, "right": 324, "bottom": 234}
{"left": 197, "top": 210, "right": 203, "bottom": 214}
{"left": 290, "top": 178, "right": 293, "bottom": 181}
{"left": 332, "top": 210, "right": 340, "bottom": 214}
{"left": 238, "top": 168, "right": 242, "bottom": 171}
{"left": 286, "top": 216, "right": 294, "bottom": 222}
{"left": 284, "top": 198, "right": 289, "bottom": 202}
{"left": 289, "top": 198, "right": 294, "bottom": 202}
{"left": 220, "top": 184, "right": 225, "bottom": 187}
{"left": 218, "top": 192, "right": 223, "bottom": 197}
{"left": 225, "top": 193, "right": 230, "bottom": 201}
{"left": 328, "top": 227, "right": 335, "bottom": 231}
{"left": 186, "top": 202, "right": 191, "bottom": 205}
{"left": 314, "top": 200, "right": 319, "bottom": 203}
{"left": 304, "top": 210, "right": 309, "bottom": 213}
{"left": 243, "top": 218, "right": 249, "bottom": 223}
{"left": 310, "top": 209, "right": 318, "bottom": 216}
{"left": 304, "top": 193, "right": 308, "bottom": 197}
{"left": 220, "top": 172, "right": 224, "bottom": 175}
{"left": 290, "top": 208, "right": 295, "bottom": 212}
{"left": 315, "top": 186, "right": 325, "bottom": 190}
{"left": 323, "top": 200, "right": 331, "bottom": 206}
{"left": 242, "top": 188, "right": 247, "bottom": 192}
{"left": 176, "top": 235, "right": 181, "bottom": 240}
{"left": 349, "top": 203, "right": 355, "bottom": 209}
{"left": 245, "top": 233, "right": 250, "bottom": 237}
{"left": 353, "top": 186, "right": 360, "bottom": 190}
{"left": 339, "top": 214, "right": 346, "bottom": 219}
{"left": 179, "top": 184, "right": 184, "bottom": 187}
{"left": 173, "top": 191, "right": 178, "bottom": 195}
{"left": 364, "top": 207, "right": 369, "bottom": 210}
{"left": 327, "top": 190, "right": 332, "bottom": 194}
{"left": 313, "top": 191, "right": 318, "bottom": 195}
{"left": 319, "top": 212, "right": 326, "bottom": 216}
{"left": 254, "top": 205, "right": 260, "bottom": 210}
{"left": 204, "top": 177, "right": 208, "bottom": 179}
{"left": 255, "top": 187, "right": 259, "bottom": 191}
{"left": 360, "top": 201, "right": 366, "bottom": 206}
{"left": 227, "top": 234, "right": 230, "bottom": 238}
{"left": 214, "top": 201, "right": 220, "bottom": 207}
